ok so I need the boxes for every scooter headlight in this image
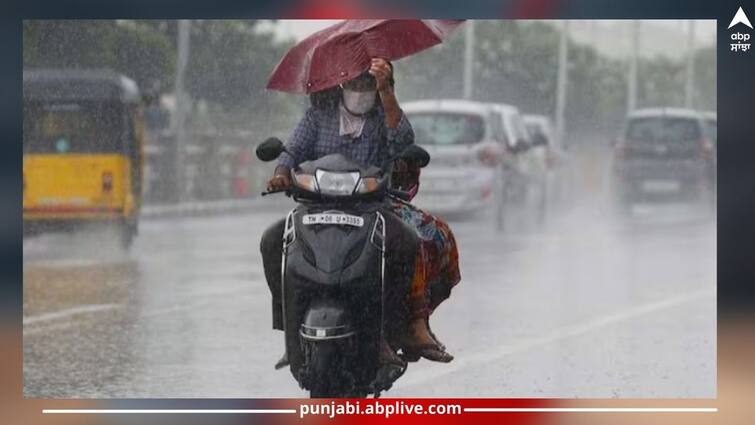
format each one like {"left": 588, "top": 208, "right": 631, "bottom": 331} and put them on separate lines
{"left": 293, "top": 173, "right": 318, "bottom": 192}
{"left": 315, "top": 170, "right": 360, "bottom": 196}
{"left": 356, "top": 176, "right": 384, "bottom": 194}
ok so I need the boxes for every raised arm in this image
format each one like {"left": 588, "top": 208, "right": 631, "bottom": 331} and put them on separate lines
{"left": 370, "top": 58, "right": 414, "bottom": 149}
{"left": 370, "top": 58, "right": 401, "bottom": 129}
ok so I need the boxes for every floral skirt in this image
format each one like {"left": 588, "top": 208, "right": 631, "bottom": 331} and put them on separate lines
{"left": 389, "top": 199, "right": 461, "bottom": 318}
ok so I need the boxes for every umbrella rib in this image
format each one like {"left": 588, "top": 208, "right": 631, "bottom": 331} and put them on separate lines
{"left": 304, "top": 43, "right": 317, "bottom": 93}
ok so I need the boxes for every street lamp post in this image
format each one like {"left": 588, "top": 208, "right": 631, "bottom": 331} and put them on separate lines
{"left": 173, "top": 19, "right": 191, "bottom": 203}
{"left": 463, "top": 20, "right": 475, "bottom": 100}
{"left": 627, "top": 20, "right": 639, "bottom": 113}
{"left": 554, "top": 20, "right": 569, "bottom": 148}
{"left": 684, "top": 20, "right": 696, "bottom": 109}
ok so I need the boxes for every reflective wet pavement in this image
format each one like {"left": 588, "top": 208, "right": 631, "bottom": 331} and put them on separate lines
{"left": 23, "top": 198, "right": 716, "bottom": 398}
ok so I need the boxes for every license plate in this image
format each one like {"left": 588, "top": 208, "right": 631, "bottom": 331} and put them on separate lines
{"left": 642, "top": 180, "right": 680, "bottom": 192}
{"left": 302, "top": 213, "right": 364, "bottom": 227}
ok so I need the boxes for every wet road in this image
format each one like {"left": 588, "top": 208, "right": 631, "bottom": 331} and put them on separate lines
{"left": 23, "top": 195, "right": 716, "bottom": 398}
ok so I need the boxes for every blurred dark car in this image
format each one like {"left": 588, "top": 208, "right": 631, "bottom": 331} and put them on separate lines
{"left": 612, "top": 108, "right": 715, "bottom": 213}
{"left": 701, "top": 110, "right": 717, "bottom": 185}
{"left": 701, "top": 111, "right": 717, "bottom": 146}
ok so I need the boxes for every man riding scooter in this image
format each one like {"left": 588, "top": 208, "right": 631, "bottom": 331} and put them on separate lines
{"left": 260, "top": 58, "right": 460, "bottom": 371}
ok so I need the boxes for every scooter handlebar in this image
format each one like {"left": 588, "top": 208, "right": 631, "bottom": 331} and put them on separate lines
{"left": 261, "top": 188, "right": 291, "bottom": 197}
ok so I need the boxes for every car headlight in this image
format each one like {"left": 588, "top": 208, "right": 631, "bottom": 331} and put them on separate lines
{"left": 356, "top": 176, "right": 384, "bottom": 194}
{"left": 315, "top": 170, "right": 360, "bottom": 196}
{"left": 294, "top": 173, "right": 318, "bottom": 192}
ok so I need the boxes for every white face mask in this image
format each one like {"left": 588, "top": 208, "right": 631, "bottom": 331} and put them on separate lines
{"left": 342, "top": 89, "right": 376, "bottom": 115}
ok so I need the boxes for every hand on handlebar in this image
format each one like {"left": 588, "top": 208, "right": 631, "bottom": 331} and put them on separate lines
{"left": 266, "top": 173, "right": 292, "bottom": 193}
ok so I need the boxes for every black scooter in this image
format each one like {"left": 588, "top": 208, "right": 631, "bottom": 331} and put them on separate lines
{"left": 256, "top": 138, "right": 430, "bottom": 398}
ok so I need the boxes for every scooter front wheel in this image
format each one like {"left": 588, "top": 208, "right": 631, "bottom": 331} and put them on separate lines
{"left": 307, "top": 342, "right": 350, "bottom": 398}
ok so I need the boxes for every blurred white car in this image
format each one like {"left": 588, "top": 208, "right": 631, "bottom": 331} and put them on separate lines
{"left": 489, "top": 104, "right": 549, "bottom": 224}
{"left": 402, "top": 99, "right": 505, "bottom": 216}
{"left": 523, "top": 114, "right": 573, "bottom": 208}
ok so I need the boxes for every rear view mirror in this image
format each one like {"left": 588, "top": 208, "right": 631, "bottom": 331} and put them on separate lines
{"left": 399, "top": 145, "right": 431, "bottom": 168}
{"left": 256, "top": 137, "right": 286, "bottom": 162}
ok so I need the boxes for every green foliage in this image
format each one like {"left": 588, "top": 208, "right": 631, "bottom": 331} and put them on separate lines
{"left": 22, "top": 20, "right": 717, "bottom": 142}
{"left": 638, "top": 56, "right": 685, "bottom": 108}
{"left": 474, "top": 21, "right": 560, "bottom": 113}
{"left": 396, "top": 21, "right": 716, "bottom": 144}
{"left": 23, "top": 20, "right": 174, "bottom": 91}
{"left": 183, "top": 20, "right": 293, "bottom": 108}
{"left": 112, "top": 21, "right": 176, "bottom": 91}
{"left": 394, "top": 25, "right": 465, "bottom": 101}
{"left": 693, "top": 46, "right": 716, "bottom": 111}
{"left": 22, "top": 19, "right": 299, "bottom": 135}
{"left": 396, "top": 21, "right": 630, "bottom": 143}
{"left": 24, "top": 20, "right": 118, "bottom": 69}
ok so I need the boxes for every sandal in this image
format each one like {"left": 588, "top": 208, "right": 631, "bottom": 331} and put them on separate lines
{"left": 398, "top": 318, "right": 453, "bottom": 362}
{"left": 402, "top": 344, "right": 454, "bottom": 363}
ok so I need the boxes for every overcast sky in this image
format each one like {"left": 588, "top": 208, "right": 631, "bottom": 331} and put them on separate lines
{"left": 273, "top": 20, "right": 342, "bottom": 41}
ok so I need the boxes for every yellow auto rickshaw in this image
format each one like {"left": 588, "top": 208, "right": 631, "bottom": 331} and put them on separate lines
{"left": 23, "top": 69, "right": 146, "bottom": 248}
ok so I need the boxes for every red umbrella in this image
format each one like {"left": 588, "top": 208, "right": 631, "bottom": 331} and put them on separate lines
{"left": 267, "top": 19, "right": 464, "bottom": 94}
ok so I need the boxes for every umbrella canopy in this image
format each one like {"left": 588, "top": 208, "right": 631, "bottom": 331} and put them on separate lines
{"left": 267, "top": 19, "right": 464, "bottom": 94}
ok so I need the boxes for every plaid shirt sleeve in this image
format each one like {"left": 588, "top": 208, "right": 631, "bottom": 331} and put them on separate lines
{"left": 278, "top": 107, "right": 318, "bottom": 170}
{"left": 385, "top": 109, "right": 414, "bottom": 154}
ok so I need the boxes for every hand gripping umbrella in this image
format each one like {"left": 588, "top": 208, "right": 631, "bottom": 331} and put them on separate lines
{"left": 267, "top": 19, "right": 464, "bottom": 94}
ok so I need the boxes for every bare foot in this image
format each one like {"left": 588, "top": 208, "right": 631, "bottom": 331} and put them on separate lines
{"left": 401, "top": 319, "right": 454, "bottom": 363}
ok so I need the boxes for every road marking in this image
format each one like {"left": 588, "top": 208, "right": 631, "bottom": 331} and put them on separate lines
{"left": 23, "top": 303, "right": 122, "bottom": 325}
{"left": 397, "top": 287, "right": 715, "bottom": 389}
{"left": 141, "top": 293, "right": 255, "bottom": 318}
{"left": 24, "top": 291, "right": 256, "bottom": 334}
{"left": 24, "top": 321, "right": 84, "bottom": 336}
